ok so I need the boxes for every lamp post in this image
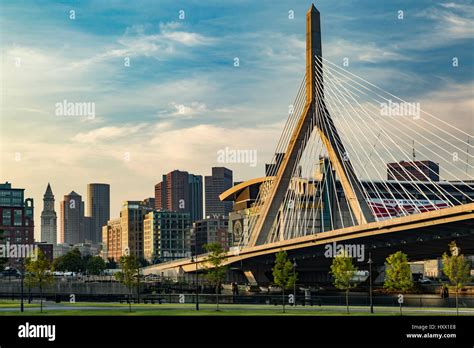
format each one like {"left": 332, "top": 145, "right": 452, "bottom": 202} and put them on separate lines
{"left": 195, "top": 256, "right": 199, "bottom": 311}
{"left": 368, "top": 252, "right": 373, "bottom": 314}
{"left": 293, "top": 259, "right": 297, "bottom": 307}
{"left": 16, "top": 258, "right": 24, "bottom": 312}
{"left": 191, "top": 253, "right": 199, "bottom": 311}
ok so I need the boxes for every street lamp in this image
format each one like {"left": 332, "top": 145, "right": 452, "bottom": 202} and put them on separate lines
{"left": 191, "top": 254, "right": 199, "bottom": 311}
{"left": 16, "top": 258, "right": 25, "bottom": 312}
{"left": 293, "top": 259, "right": 297, "bottom": 307}
{"left": 368, "top": 252, "right": 373, "bottom": 314}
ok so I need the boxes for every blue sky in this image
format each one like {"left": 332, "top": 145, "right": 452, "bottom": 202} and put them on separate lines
{"left": 1, "top": 0, "right": 472, "bottom": 238}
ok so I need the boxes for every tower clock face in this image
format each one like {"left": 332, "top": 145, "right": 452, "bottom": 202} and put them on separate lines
{"left": 233, "top": 220, "right": 243, "bottom": 243}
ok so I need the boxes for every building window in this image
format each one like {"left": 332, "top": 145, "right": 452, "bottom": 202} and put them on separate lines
{"left": 2, "top": 210, "right": 11, "bottom": 226}
{"left": 14, "top": 210, "right": 22, "bottom": 226}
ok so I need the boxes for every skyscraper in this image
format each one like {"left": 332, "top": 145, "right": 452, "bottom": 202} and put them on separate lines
{"left": 155, "top": 170, "right": 203, "bottom": 222}
{"left": 188, "top": 174, "right": 203, "bottom": 222}
{"left": 40, "top": 183, "right": 57, "bottom": 245}
{"left": 205, "top": 167, "right": 233, "bottom": 217}
{"left": 59, "top": 191, "right": 85, "bottom": 244}
{"left": 86, "top": 183, "right": 110, "bottom": 243}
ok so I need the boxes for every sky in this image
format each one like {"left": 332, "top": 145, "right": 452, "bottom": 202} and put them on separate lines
{"left": 0, "top": 0, "right": 473, "bottom": 241}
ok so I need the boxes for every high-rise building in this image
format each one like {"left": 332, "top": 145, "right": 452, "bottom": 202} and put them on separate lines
{"left": 40, "top": 183, "right": 57, "bottom": 245}
{"left": 0, "top": 182, "right": 34, "bottom": 262}
{"left": 36, "top": 242, "right": 54, "bottom": 263}
{"left": 143, "top": 210, "right": 191, "bottom": 263}
{"left": 191, "top": 216, "right": 229, "bottom": 255}
{"left": 102, "top": 218, "right": 122, "bottom": 261}
{"left": 265, "top": 153, "right": 284, "bottom": 176}
{"left": 154, "top": 170, "right": 203, "bottom": 222}
{"left": 143, "top": 197, "right": 155, "bottom": 209}
{"left": 86, "top": 183, "right": 110, "bottom": 243}
{"left": 120, "top": 201, "right": 152, "bottom": 259}
{"left": 205, "top": 167, "right": 233, "bottom": 217}
{"left": 387, "top": 160, "right": 440, "bottom": 182}
{"left": 59, "top": 191, "right": 85, "bottom": 245}
{"left": 188, "top": 174, "right": 203, "bottom": 222}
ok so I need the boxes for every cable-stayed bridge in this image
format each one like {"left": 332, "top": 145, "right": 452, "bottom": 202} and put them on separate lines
{"left": 143, "top": 4, "right": 474, "bottom": 283}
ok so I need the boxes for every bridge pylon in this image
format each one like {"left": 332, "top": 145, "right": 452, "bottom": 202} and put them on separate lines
{"left": 247, "top": 3, "right": 374, "bottom": 247}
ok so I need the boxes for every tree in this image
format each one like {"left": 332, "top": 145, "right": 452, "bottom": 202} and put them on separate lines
{"left": 106, "top": 258, "right": 117, "bottom": 269}
{"left": 330, "top": 252, "right": 358, "bottom": 314}
{"left": 25, "top": 249, "right": 54, "bottom": 313}
{"left": 53, "top": 248, "right": 83, "bottom": 272}
{"left": 384, "top": 251, "right": 413, "bottom": 293}
{"left": 203, "top": 243, "right": 228, "bottom": 311}
{"left": 86, "top": 256, "right": 106, "bottom": 275}
{"left": 138, "top": 257, "right": 150, "bottom": 267}
{"left": 442, "top": 241, "right": 471, "bottom": 315}
{"left": 115, "top": 255, "right": 140, "bottom": 312}
{"left": 272, "top": 250, "right": 297, "bottom": 313}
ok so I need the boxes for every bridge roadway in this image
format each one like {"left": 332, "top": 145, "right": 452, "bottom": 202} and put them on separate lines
{"left": 142, "top": 203, "right": 474, "bottom": 276}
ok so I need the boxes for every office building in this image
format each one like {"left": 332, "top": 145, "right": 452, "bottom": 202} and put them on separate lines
{"left": 120, "top": 201, "right": 152, "bottom": 259}
{"left": 143, "top": 210, "right": 191, "bottom": 263}
{"left": 155, "top": 170, "right": 203, "bottom": 222}
{"left": 86, "top": 183, "right": 110, "bottom": 243}
{"left": 192, "top": 216, "right": 229, "bottom": 255}
{"left": 387, "top": 160, "right": 440, "bottom": 182}
{"left": 102, "top": 218, "right": 122, "bottom": 261}
{"left": 0, "top": 182, "right": 34, "bottom": 263}
{"left": 59, "top": 191, "right": 85, "bottom": 245}
{"left": 205, "top": 167, "right": 233, "bottom": 217}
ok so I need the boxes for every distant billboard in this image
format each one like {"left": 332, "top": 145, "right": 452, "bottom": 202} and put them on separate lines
{"left": 368, "top": 198, "right": 450, "bottom": 220}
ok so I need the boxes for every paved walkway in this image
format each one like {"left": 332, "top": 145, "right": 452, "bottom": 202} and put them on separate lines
{"left": 0, "top": 302, "right": 473, "bottom": 315}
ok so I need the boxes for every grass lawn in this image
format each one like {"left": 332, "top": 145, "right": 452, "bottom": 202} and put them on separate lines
{"left": 0, "top": 301, "right": 472, "bottom": 316}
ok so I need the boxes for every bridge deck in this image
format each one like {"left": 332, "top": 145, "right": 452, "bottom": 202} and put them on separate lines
{"left": 142, "top": 203, "right": 474, "bottom": 274}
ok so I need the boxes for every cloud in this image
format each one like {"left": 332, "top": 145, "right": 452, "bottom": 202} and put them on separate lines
{"left": 169, "top": 102, "right": 208, "bottom": 117}
{"left": 72, "top": 123, "right": 147, "bottom": 143}
{"left": 325, "top": 40, "right": 412, "bottom": 64}
{"left": 71, "top": 22, "right": 215, "bottom": 69}
{"left": 407, "top": 2, "right": 474, "bottom": 49}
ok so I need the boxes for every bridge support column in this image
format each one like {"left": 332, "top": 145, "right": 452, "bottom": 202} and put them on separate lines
{"left": 242, "top": 269, "right": 269, "bottom": 289}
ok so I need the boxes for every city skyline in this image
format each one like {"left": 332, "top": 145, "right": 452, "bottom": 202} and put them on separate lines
{"left": 0, "top": 2, "right": 472, "bottom": 339}
{"left": 1, "top": 0, "right": 473, "bottom": 241}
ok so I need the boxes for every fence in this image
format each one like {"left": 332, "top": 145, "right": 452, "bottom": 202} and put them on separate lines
{"left": 1, "top": 292, "right": 473, "bottom": 308}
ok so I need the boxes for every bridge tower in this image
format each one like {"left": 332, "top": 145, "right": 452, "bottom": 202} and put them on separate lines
{"left": 248, "top": 4, "right": 374, "bottom": 247}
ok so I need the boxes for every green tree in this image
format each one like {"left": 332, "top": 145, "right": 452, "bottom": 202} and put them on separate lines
{"left": 272, "top": 250, "right": 297, "bottom": 313}
{"left": 25, "top": 250, "right": 54, "bottom": 313}
{"left": 442, "top": 241, "right": 471, "bottom": 315}
{"left": 203, "top": 243, "right": 228, "bottom": 311}
{"left": 330, "top": 252, "right": 358, "bottom": 314}
{"left": 53, "top": 248, "right": 83, "bottom": 272}
{"left": 115, "top": 255, "right": 140, "bottom": 312}
{"left": 384, "top": 251, "right": 413, "bottom": 293}
{"left": 106, "top": 257, "right": 117, "bottom": 269}
{"left": 86, "top": 256, "right": 106, "bottom": 275}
